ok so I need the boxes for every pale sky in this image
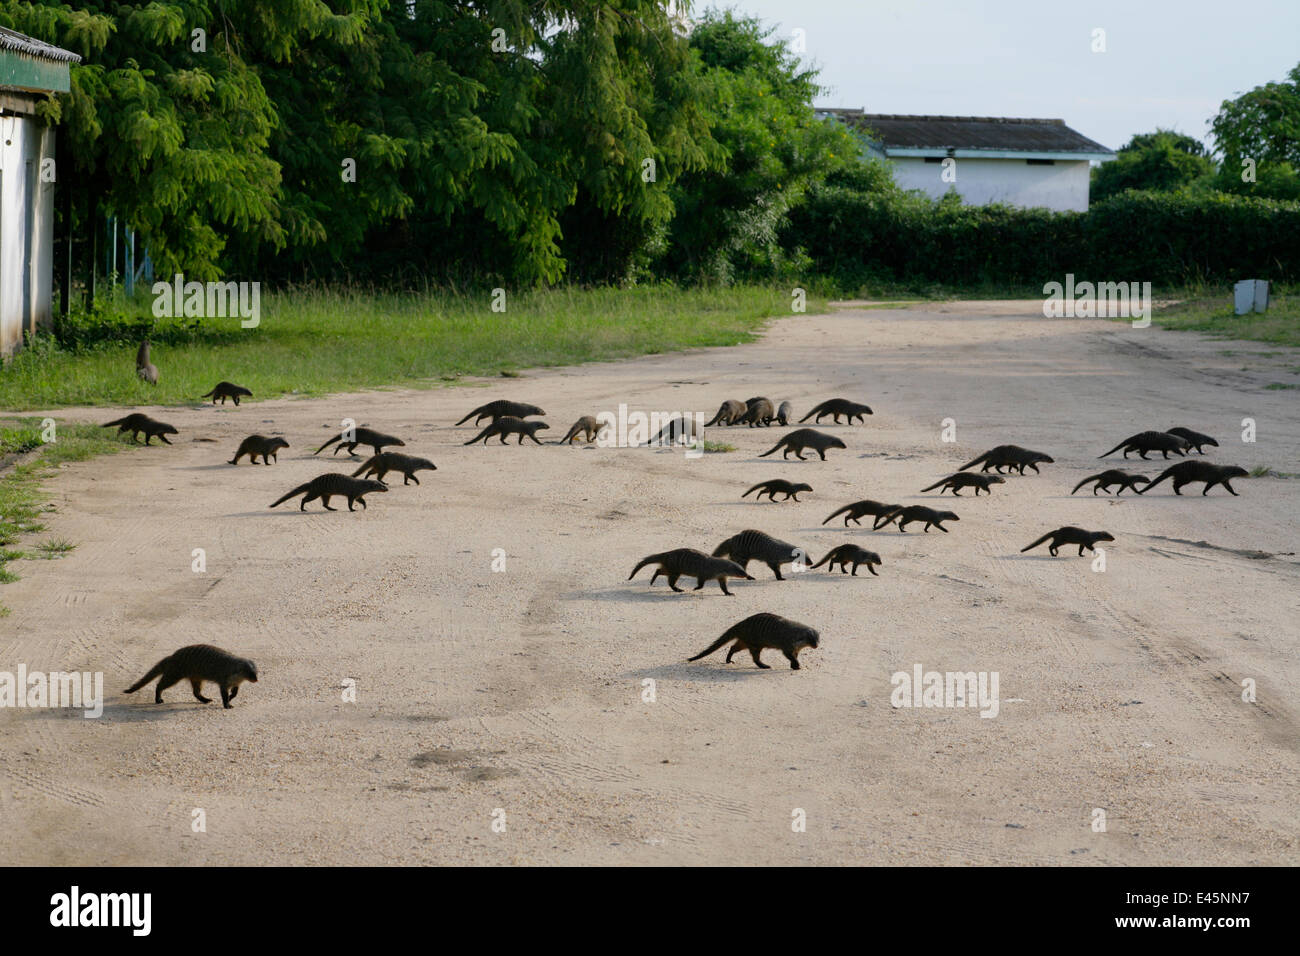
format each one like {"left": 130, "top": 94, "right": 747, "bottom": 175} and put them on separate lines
{"left": 718, "top": 0, "right": 1300, "bottom": 154}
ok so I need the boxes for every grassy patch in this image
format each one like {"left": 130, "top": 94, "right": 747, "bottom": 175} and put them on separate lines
{"left": 1250, "top": 465, "right": 1299, "bottom": 478}
{"left": 701, "top": 440, "right": 736, "bottom": 453}
{"left": 1142, "top": 286, "right": 1300, "bottom": 348}
{"left": 0, "top": 422, "right": 44, "bottom": 455}
{"left": 0, "top": 419, "right": 131, "bottom": 611}
{"left": 33, "top": 538, "right": 76, "bottom": 558}
{"left": 0, "top": 284, "right": 823, "bottom": 411}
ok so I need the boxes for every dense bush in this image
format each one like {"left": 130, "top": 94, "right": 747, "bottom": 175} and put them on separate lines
{"left": 786, "top": 187, "right": 1300, "bottom": 290}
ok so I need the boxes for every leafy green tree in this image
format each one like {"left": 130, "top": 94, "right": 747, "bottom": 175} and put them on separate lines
{"left": 1209, "top": 63, "right": 1300, "bottom": 202}
{"left": 5, "top": 1, "right": 726, "bottom": 287}
{"left": 1090, "top": 129, "right": 1215, "bottom": 204}
{"left": 0, "top": 0, "right": 371, "bottom": 280}
{"left": 660, "top": 10, "right": 860, "bottom": 283}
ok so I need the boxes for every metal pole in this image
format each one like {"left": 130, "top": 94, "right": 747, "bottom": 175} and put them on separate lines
{"left": 59, "top": 165, "right": 72, "bottom": 321}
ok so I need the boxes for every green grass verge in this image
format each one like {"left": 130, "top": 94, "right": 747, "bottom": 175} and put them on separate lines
{"left": 0, "top": 419, "right": 132, "bottom": 614}
{"left": 0, "top": 284, "right": 823, "bottom": 411}
{"left": 1144, "top": 286, "right": 1300, "bottom": 349}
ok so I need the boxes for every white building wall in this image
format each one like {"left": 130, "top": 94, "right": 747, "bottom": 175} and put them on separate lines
{"left": 889, "top": 156, "right": 1092, "bottom": 212}
{"left": 0, "top": 113, "right": 55, "bottom": 358}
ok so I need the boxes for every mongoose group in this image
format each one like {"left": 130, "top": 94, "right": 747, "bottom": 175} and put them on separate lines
{"left": 104, "top": 341, "right": 1256, "bottom": 687}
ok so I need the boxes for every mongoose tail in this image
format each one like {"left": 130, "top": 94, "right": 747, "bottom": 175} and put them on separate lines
{"left": 269, "top": 483, "right": 313, "bottom": 508}
{"left": 627, "top": 553, "right": 667, "bottom": 580}
{"left": 1020, "top": 533, "right": 1054, "bottom": 553}
{"left": 687, "top": 635, "right": 732, "bottom": 662}
{"left": 315, "top": 434, "right": 344, "bottom": 455}
{"left": 1072, "top": 474, "right": 1101, "bottom": 494}
{"left": 821, "top": 504, "right": 852, "bottom": 525}
{"left": 123, "top": 662, "right": 166, "bottom": 694}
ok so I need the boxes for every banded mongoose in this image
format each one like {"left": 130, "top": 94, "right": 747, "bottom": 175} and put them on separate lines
{"left": 455, "top": 400, "right": 545, "bottom": 426}
{"left": 135, "top": 340, "right": 159, "bottom": 384}
{"left": 1166, "top": 427, "right": 1218, "bottom": 454}
{"left": 201, "top": 382, "right": 253, "bottom": 405}
{"left": 1136, "top": 461, "right": 1250, "bottom": 496}
{"left": 101, "top": 413, "right": 177, "bottom": 445}
{"left": 742, "top": 398, "right": 777, "bottom": 427}
{"left": 775, "top": 400, "right": 793, "bottom": 426}
{"left": 920, "top": 473, "right": 1005, "bottom": 496}
{"left": 706, "top": 400, "right": 748, "bottom": 427}
{"left": 820, "top": 500, "right": 899, "bottom": 528}
{"left": 314, "top": 427, "right": 406, "bottom": 458}
{"left": 1098, "top": 430, "right": 1192, "bottom": 460}
{"left": 688, "top": 612, "right": 820, "bottom": 670}
{"left": 352, "top": 452, "right": 437, "bottom": 485}
{"left": 628, "top": 549, "right": 754, "bottom": 596}
{"left": 464, "top": 416, "right": 549, "bottom": 445}
{"left": 229, "top": 435, "right": 289, "bottom": 465}
{"left": 648, "top": 416, "right": 698, "bottom": 446}
{"left": 742, "top": 479, "right": 813, "bottom": 502}
{"left": 124, "top": 644, "right": 257, "bottom": 709}
{"left": 810, "top": 545, "right": 882, "bottom": 576}
{"left": 758, "top": 429, "right": 846, "bottom": 461}
{"left": 799, "top": 398, "right": 873, "bottom": 424}
{"left": 1070, "top": 470, "right": 1150, "bottom": 495}
{"left": 269, "top": 474, "right": 389, "bottom": 511}
{"left": 874, "top": 505, "right": 959, "bottom": 533}
{"left": 1021, "top": 527, "right": 1114, "bottom": 556}
{"left": 958, "top": 445, "right": 1054, "bottom": 475}
{"left": 559, "top": 416, "right": 603, "bottom": 444}
{"left": 712, "top": 529, "right": 806, "bottom": 580}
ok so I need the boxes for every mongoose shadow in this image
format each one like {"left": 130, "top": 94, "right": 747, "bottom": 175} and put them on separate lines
{"left": 1002, "top": 553, "right": 1085, "bottom": 561}
{"left": 223, "top": 509, "right": 336, "bottom": 519}
{"left": 560, "top": 586, "right": 748, "bottom": 605}
{"left": 623, "top": 663, "right": 773, "bottom": 684}
{"left": 4, "top": 701, "right": 194, "bottom": 725}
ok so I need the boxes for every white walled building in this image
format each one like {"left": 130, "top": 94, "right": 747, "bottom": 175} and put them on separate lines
{"left": 0, "top": 27, "right": 79, "bottom": 358}
{"left": 817, "top": 110, "right": 1115, "bottom": 212}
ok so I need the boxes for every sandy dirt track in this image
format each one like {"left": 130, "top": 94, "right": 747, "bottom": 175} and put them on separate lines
{"left": 1, "top": 300, "right": 1297, "bottom": 865}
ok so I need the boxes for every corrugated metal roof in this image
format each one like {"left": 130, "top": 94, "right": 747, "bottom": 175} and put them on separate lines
{"left": 0, "top": 25, "right": 81, "bottom": 64}
{"left": 820, "top": 109, "right": 1111, "bottom": 155}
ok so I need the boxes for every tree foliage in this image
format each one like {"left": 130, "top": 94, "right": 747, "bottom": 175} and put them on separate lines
{"left": 0, "top": 1, "right": 901, "bottom": 287}
{"left": 1090, "top": 129, "right": 1215, "bottom": 204}
{"left": 658, "top": 11, "right": 861, "bottom": 283}
{"left": 1209, "top": 62, "right": 1300, "bottom": 202}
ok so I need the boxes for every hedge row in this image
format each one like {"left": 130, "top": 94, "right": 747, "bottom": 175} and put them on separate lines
{"left": 783, "top": 188, "right": 1300, "bottom": 288}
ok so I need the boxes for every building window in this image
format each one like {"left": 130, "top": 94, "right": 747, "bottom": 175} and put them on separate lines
{"left": 1026, "top": 159, "right": 1056, "bottom": 165}
{"left": 924, "top": 157, "right": 944, "bottom": 163}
